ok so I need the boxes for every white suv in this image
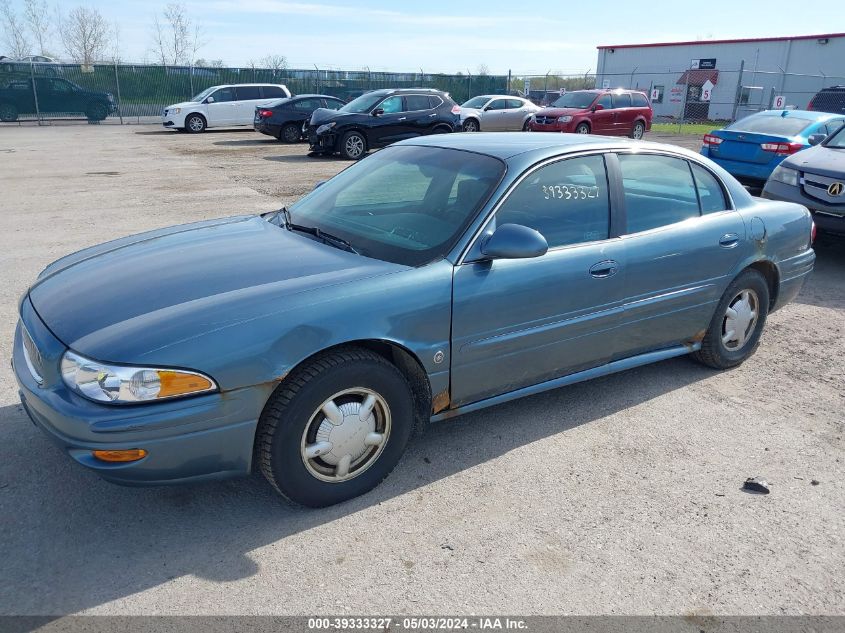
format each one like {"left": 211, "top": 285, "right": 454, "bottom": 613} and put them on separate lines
{"left": 162, "top": 83, "right": 291, "bottom": 133}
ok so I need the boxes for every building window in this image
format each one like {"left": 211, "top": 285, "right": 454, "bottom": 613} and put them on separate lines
{"left": 653, "top": 85, "right": 664, "bottom": 104}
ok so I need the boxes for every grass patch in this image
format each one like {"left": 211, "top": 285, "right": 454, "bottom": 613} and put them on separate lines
{"left": 651, "top": 122, "right": 723, "bottom": 135}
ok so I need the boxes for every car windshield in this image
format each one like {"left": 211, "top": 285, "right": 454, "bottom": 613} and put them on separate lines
{"left": 726, "top": 114, "right": 814, "bottom": 136}
{"left": 286, "top": 145, "right": 505, "bottom": 266}
{"left": 340, "top": 93, "right": 384, "bottom": 113}
{"left": 462, "top": 96, "right": 492, "bottom": 108}
{"left": 826, "top": 124, "right": 845, "bottom": 148}
{"left": 551, "top": 92, "right": 598, "bottom": 108}
{"left": 190, "top": 86, "right": 216, "bottom": 102}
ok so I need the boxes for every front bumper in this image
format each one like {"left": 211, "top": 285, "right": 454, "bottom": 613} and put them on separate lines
{"left": 12, "top": 301, "right": 266, "bottom": 486}
{"left": 762, "top": 180, "right": 845, "bottom": 235}
{"left": 161, "top": 109, "right": 187, "bottom": 129}
{"left": 527, "top": 120, "right": 576, "bottom": 133}
{"left": 309, "top": 130, "right": 337, "bottom": 152}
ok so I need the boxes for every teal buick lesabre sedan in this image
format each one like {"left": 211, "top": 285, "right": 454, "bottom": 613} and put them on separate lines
{"left": 14, "top": 133, "right": 816, "bottom": 507}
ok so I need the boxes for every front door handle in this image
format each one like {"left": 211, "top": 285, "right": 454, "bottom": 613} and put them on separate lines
{"left": 589, "top": 260, "right": 619, "bottom": 278}
{"left": 719, "top": 233, "right": 740, "bottom": 248}
{"left": 398, "top": 117, "right": 406, "bottom": 121}
{"left": 429, "top": 113, "right": 437, "bottom": 117}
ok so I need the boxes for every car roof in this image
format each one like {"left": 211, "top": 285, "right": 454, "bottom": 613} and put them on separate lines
{"left": 747, "top": 109, "right": 840, "bottom": 121}
{"left": 291, "top": 94, "right": 342, "bottom": 99}
{"left": 367, "top": 88, "right": 445, "bottom": 95}
{"left": 396, "top": 131, "right": 688, "bottom": 160}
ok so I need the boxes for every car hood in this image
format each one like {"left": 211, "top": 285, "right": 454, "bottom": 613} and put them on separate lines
{"left": 28, "top": 215, "right": 405, "bottom": 360}
{"left": 534, "top": 107, "right": 587, "bottom": 117}
{"left": 166, "top": 101, "right": 199, "bottom": 110}
{"left": 783, "top": 144, "right": 845, "bottom": 178}
{"left": 309, "top": 108, "right": 367, "bottom": 126}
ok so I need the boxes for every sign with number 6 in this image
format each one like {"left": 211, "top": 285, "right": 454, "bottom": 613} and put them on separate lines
{"left": 774, "top": 95, "right": 786, "bottom": 109}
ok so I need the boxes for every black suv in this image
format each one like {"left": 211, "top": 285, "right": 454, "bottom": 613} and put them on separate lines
{"left": 0, "top": 77, "right": 116, "bottom": 122}
{"left": 307, "top": 88, "right": 460, "bottom": 159}
{"left": 808, "top": 86, "right": 845, "bottom": 115}
{"left": 254, "top": 94, "right": 346, "bottom": 142}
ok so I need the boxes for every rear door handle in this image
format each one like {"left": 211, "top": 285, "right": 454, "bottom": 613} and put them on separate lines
{"left": 589, "top": 260, "right": 619, "bottom": 278}
{"left": 719, "top": 233, "right": 740, "bottom": 248}
{"left": 398, "top": 117, "right": 406, "bottom": 121}
{"left": 429, "top": 113, "right": 437, "bottom": 117}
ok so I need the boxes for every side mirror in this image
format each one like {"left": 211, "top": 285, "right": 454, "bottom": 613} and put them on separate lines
{"left": 592, "top": 104, "right": 604, "bottom": 111}
{"left": 480, "top": 224, "right": 548, "bottom": 260}
{"left": 372, "top": 108, "right": 384, "bottom": 116}
{"left": 483, "top": 105, "right": 492, "bottom": 111}
{"left": 206, "top": 96, "right": 214, "bottom": 103}
{"left": 808, "top": 133, "right": 826, "bottom": 146}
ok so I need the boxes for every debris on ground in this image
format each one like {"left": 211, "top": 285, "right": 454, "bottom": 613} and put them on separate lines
{"left": 742, "top": 477, "right": 771, "bottom": 494}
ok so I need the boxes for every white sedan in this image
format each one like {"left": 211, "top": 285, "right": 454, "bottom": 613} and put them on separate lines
{"left": 459, "top": 95, "right": 541, "bottom": 132}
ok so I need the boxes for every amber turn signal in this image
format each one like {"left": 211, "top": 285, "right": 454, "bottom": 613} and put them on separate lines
{"left": 157, "top": 371, "right": 214, "bottom": 399}
{"left": 92, "top": 448, "right": 148, "bottom": 462}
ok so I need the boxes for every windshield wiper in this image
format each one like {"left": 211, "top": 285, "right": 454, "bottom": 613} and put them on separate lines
{"left": 278, "top": 206, "right": 359, "bottom": 255}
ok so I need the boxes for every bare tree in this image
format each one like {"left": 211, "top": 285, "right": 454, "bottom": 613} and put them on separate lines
{"left": 58, "top": 5, "right": 112, "bottom": 65}
{"left": 24, "top": 0, "right": 51, "bottom": 55}
{"left": 476, "top": 63, "right": 489, "bottom": 76}
{"left": 259, "top": 54, "right": 287, "bottom": 71}
{"left": 151, "top": 3, "right": 204, "bottom": 66}
{"left": 0, "top": 0, "right": 31, "bottom": 58}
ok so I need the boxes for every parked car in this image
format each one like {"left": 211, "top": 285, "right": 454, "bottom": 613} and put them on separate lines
{"left": 14, "top": 134, "right": 815, "bottom": 507}
{"left": 700, "top": 110, "right": 845, "bottom": 188}
{"left": 307, "top": 88, "right": 460, "bottom": 159}
{"left": 161, "top": 83, "right": 291, "bottom": 133}
{"left": 528, "top": 89, "right": 652, "bottom": 139}
{"left": 807, "top": 86, "right": 845, "bottom": 115}
{"left": 0, "top": 77, "right": 115, "bottom": 122}
{"left": 254, "top": 94, "right": 346, "bottom": 142}
{"left": 459, "top": 95, "right": 541, "bottom": 132}
{"left": 762, "top": 122, "right": 845, "bottom": 235}
{"left": 0, "top": 55, "right": 62, "bottom": 76}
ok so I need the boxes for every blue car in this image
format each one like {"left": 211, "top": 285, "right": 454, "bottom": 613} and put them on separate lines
{"left": 14, "top": 134, "right": 815, "bottom": 507}
{"left": 701, "top": 109, "right": 845, "bottom": 187}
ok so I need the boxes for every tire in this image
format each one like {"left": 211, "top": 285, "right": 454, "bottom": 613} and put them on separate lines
{"left": 340, "top": 130, "right": 366, "bottom": 160}
{"left": 0, "top": 102, "right": 18, "bottom": 122}
{"left": 575, "top": 122, "right": 591, "bottom": 134}
{"left": 256, "top": 347, "right": 415, "bottom": 507}
{"left": 185, "top": 113, "right": 206, "bottom": 133}
{"left": 279, "top": 123, "right": 301, "bottom": 143}
{"left": 693, "top": 269, "right": 770, "bottom": 370}
{"left": 462, "top": 118, "right": 480, "bottom": 132}
{"left": 522, "top": 119, "right": 531, "bottom": 131}
{"left": 431, "top": 125, "right": 451, "bottom": 135}
{"left": 630, "top": 120, "right": 645, "bottom": 139}
{"left": 85, "top": 102, "right": 108, "bottom": 121}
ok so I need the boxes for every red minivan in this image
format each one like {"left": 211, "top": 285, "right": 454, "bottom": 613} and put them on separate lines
{"left": 528, "top": 89, "right": 653, "bottom": 138}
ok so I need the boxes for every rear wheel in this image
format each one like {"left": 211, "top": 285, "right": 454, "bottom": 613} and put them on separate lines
{"left": 256, "top": 347, "right": 415, "bottom": 507}
{"left": 462, "top": 118, "right": 480, "bottom": 132}
{"left": 0, "top": 102, "right": 18, "bottom": 122}
{"left": 630, "top": 120, "right": 645, "bottom": 139}
{"left": 693, "top": 269, "right": 770, "bottom": 369}
{"left": 185, "top": 113, "right": 206, "bottom": 133}
{"left": 340, "top": 130, "right": 366, "bottom": 160}
{"left": 280, "top": 123, "right": 301, "bottom": 143}
{"left": 575, "top": 122, "right": 590, "bottom": 134}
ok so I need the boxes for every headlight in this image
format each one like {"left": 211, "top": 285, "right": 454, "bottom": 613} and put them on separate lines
{"left": 769, "top": 164, "right": 800, "bottom": 187}
{"left": 557, "top": 115, "right": 573, "bottom": 123}
{"left": 60, "top": 350, "right": 216, "bottom": 404}
{"left": 171, "top": 107, "right": 181, "bottom": 114}
{"left": 316, "top": 122, "right": 336, "bottom": 135}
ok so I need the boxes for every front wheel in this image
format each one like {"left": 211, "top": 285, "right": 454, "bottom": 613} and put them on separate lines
{"left": 185, "top": 113, "right": 206, "bottom": 133}
{"left": 575, "top": 122, "right": 590, "bottom": 134}
{"left": 462, "top": 119, "right": 479, "bottom": 132}
{"left": 693, "top": 269, "right": 770, "bottom": 369}
{"left": 340, "top": 130, "right": 366, "bottom": 160}
{"left": 630, "top": 121, "right": 645, "bottom": 139}
{"left": 256, "top": 348, "right": 415, "bottom": 507}
{"left": 86, "top": 102, "right": 108, "bottom": 121}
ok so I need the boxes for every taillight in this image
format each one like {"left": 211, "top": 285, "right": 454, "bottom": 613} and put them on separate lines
{"left": 703, "top": 134, "right": 723, "bottom": 145}
{"left": 811, "top": 220, "right": 817, "bottom": 245}
{"left": 807, "top": 100, "right": 814, "bottom": 111}
{"left": 761, "top": 142, "right": 803, "bottom": 155}
{"left": 451, "top": 105, "right": 461, "bottom": 115}
{"left": 258, "top": 109, "right": 273, "bottom": 118}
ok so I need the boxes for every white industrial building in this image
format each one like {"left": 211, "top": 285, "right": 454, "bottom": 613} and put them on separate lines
{"left": 595, "top": 32, "right": 845, "bottom": 121}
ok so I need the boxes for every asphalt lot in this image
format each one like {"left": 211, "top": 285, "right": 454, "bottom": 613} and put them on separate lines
{"left": 0, "top": 125, "right": 843, "bottom": 616}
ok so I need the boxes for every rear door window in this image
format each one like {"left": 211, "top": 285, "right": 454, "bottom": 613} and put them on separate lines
{"left": 235, "top": 85, "right": 262, "bottom": 100}
{"left": 293, "top": 98, "right": 323, "bottom": 111}
{"left": 612, "top": 93, "right": 632, "bottom": 108}
{"left": 689, "top": 163, "right": 729, "bottom": 214}
{"left": 506, "top": 99, "right": 525, "bottom": 109}
{"left": 618, "top": 154, "right": 700, "bottom": 233}
{"left": 405, "top": 95, "right": 431, "bottom": 111}
{"left": 323, "top": 98, "right": 344, "bottom": 110}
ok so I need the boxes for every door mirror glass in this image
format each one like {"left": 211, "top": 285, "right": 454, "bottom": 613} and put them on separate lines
{"left": 372, "top": 108, "right": 384, "bottom": 116}
{"left": 592, "top": 103, "right": 604, "bottom": 111}
{"left": 808, "top": 133, "right": 826, "bottom": 146}
{"left": 206, "top": 96, "right": 214, "bottom": 103}
{"left": 481, "top": 224, "right": 548, "bottom": 260}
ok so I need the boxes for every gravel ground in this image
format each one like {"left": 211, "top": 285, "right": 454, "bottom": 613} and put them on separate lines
{"left": 0, "top": 125, "right": 842, "bottom": 616}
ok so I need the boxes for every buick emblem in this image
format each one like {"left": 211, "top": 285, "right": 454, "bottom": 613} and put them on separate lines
{"left": 828, "top": 182, "right": 844, "bottom": 197}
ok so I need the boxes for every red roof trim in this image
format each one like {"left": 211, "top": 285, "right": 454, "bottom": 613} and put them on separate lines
{"left": 597, "top": 32, "right": 845, "bottom": 50}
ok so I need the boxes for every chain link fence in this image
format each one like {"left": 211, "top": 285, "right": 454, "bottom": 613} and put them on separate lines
{"left": 0, "top": 61, "right": 508, "bottom": 124}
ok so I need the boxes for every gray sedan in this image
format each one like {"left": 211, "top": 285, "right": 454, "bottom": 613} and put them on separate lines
{"left": 763, "top": 123, "right": 845, "bottom": 234}
{"left": 459, "top": 95, "right": 541, "bottom": 132}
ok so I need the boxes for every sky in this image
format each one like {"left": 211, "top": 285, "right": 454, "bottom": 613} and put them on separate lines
{"left": 7, "top": 0, "right": 845, "bottom": 73}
